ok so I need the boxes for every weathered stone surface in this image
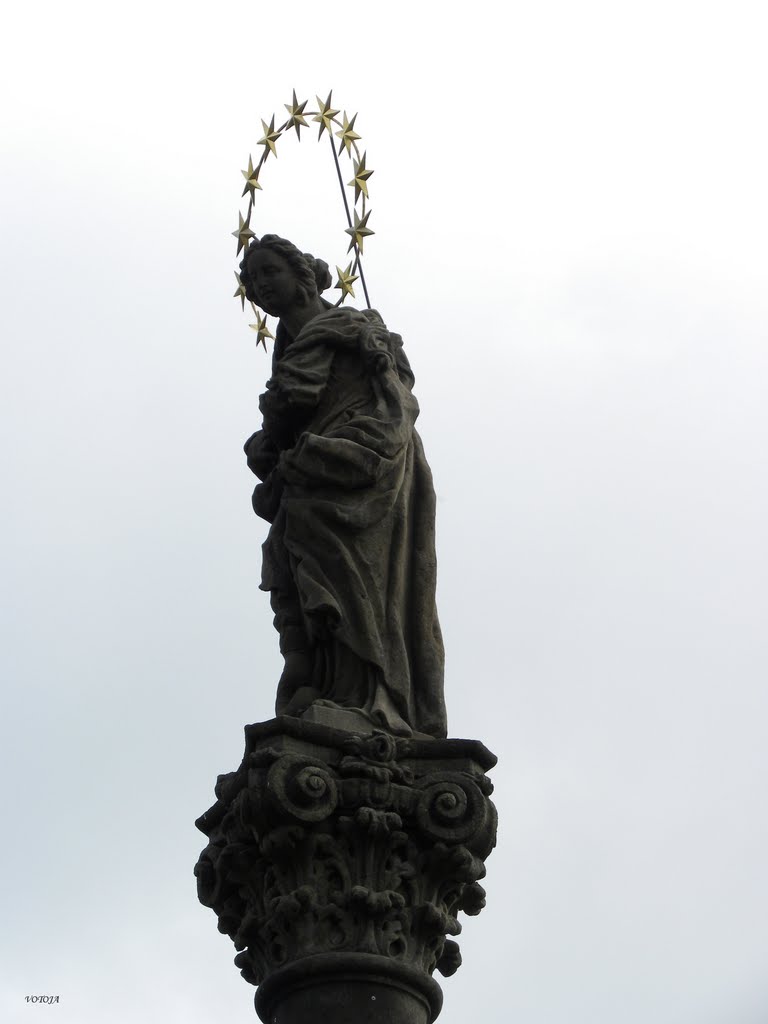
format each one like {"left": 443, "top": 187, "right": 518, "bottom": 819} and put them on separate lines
{"left": 254, "top": 953, "right": 442, "bottom": 1024}
{"left": 200, "top": 232, "right": 498, "bottom": 1020}
{"left": 240, "top": 234, "right": 446, "bottom": 738}
{"left": 195, "top": 717, "right": 497, "bottom": 1023}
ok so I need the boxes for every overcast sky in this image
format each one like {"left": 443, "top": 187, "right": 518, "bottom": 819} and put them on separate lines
{"left": 2, "top": 2, "right": 767, "bottom": 1022}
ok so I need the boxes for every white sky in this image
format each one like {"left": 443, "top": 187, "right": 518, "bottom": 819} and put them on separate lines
{"left": 2, "top": 2, "right": 767, "bottom": 1022}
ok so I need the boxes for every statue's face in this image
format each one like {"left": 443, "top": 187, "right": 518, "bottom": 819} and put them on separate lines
{"left": 247, "top": 249, "right": 300, "bottom": 317}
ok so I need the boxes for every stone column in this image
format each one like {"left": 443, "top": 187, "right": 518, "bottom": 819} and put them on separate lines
{"left": 195, "top": 717, "right": 497, "bottom": 1024}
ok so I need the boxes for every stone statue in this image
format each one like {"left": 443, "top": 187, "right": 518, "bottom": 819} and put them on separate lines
{"left": 240, "top": 234, "right": 446, "bottom": 738}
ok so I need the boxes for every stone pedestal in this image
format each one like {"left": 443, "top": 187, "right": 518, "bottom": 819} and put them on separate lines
{"left": 195, "top": 717, "right": 497, "bottom": 1024}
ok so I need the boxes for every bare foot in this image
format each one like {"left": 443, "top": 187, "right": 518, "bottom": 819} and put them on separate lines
{"left": 275, "top": 650, "right": 315, "bottom": 716}
{"left": 281, "top": 686, "right": 321, "bottom": 717}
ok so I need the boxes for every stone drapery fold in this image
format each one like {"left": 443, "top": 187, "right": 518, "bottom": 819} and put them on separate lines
{"left": 246, "top": 307, "right": 446, "bottom": 738}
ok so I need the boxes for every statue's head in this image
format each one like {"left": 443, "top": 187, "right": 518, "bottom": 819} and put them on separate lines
{"left": 240, "top": 235, "right": 332, "bottom": 318}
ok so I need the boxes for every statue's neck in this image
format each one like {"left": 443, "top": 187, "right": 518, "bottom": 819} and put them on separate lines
{"left": 280, "top": 297, "right": 326, "bottom": 342}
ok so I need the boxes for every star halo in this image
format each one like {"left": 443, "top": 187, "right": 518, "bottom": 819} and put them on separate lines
{"left": 232, "top": 90, "right": 375, "bottom": 348}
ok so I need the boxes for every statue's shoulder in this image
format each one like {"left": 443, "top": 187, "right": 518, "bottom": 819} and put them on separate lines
{"left": 295, "top": 306, "right": 381, "bottom": 349}
{"left": 360, "top": 308, "right": 386, "bottom": 328}
{"left": 312, "top": 305, "right": 387, "bottom": 330}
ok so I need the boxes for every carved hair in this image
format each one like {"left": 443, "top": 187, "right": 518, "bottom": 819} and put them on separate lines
{"left": 240, "top": 234, "right": 332, "bottom": 307}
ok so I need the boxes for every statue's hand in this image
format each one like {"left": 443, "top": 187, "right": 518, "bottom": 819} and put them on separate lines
{"left": 259, "top": 387, "right": 300, "bottom": 447}
{"left": 244, "top": 430, "right": 279, "bottom": 480}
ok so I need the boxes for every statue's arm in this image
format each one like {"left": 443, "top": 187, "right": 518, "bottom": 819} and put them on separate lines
{"left": 258, "top": 340, "right": 337, "bottom": 442}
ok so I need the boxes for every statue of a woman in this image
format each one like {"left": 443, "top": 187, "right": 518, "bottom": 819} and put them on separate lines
{"left": 241, "top": 235, "right": 446, "bottom": 738}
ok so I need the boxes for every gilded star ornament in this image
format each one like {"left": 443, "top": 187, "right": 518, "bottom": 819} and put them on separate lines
{"left": 348, "top": 151, "right": 373, "bottom": 202}
{"left": 313, "top": 91, "right": 340, "bottom": 138}
{"left": 233, "top": 272, "right": 247, "bottom": 310}
{"left": 233, "top": 93, "right": 377, "bottom": 328}
{"left": 232, "top": 211, "right": 255, "bottom": 255}
{"left": 336, "top": 111, "right": 361, "bottom": 156}
{"left": 284, "top": 90, "right": 309, "bottom": 138}
{"left": 334, "top": 262, "right": 359, "bottom": 299}
{"left": 345, "top": 209, "right": 374, "bottom": 253}
{"left": 258, "top": 116, "right": 281, "bottom": 159}
{"left": 241, "top": 154, "right": 262, "bottom": 200}
{"left": 249, "top": 311, "right": 275, "bottom": 350}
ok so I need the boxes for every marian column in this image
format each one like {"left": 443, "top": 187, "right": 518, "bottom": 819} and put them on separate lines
{"left": 195, "top": 93, "right": 497, "bottom": 1024}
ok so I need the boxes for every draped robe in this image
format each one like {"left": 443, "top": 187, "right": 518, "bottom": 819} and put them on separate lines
{"left": 245, "top": 306, "right": 446, "bottom": 738}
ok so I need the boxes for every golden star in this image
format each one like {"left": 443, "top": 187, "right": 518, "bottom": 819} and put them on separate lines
{"left": 336, "top": 111, "right": 361, "bottom": 156}
{"left": 334, "top": 262, "right": 359, "bottom": 299}
{"left": 258, "top": 116, "right": 281, "bottom": 160}
{"left": 232, "top": 211, "right": 255, "bottom": 256}
{"left": 345, "top": 209, "right": 374, "bottom": 254}
{"left": 249, "top": 311, "right": 275, "bottom": 350}
{"left": 313, "top": 91, "right": 340, "bottom": 138}
{"left": 233, "top": 272, "right": 247, "bottom": 310}
{"left": 241, "top": 154, "right": 262, "bottom": 200}
{"left": 284, "top": 89, "right": 309, "bottom": 139}
{"left": 348, "top": 151, "right": 374, "bottom": 203}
